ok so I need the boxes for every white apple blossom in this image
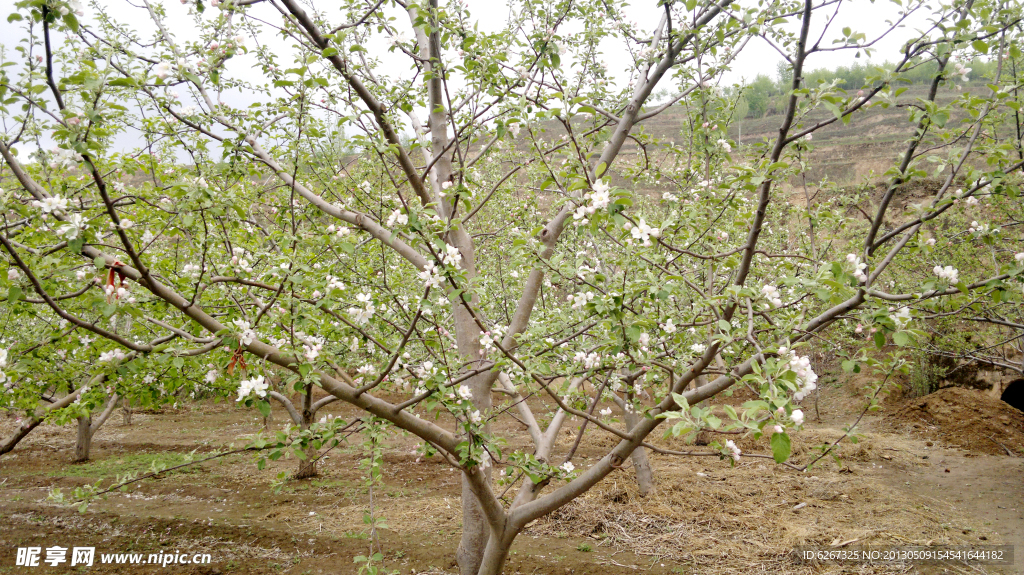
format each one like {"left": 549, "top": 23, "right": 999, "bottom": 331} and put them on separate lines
{"left": 386, "top": 209, "right": 409, "bottom": 227}
{"left": 629, "top": 218, "right": 660, "bottom": 246}
{"left": 31, "top": 195, "right": 68, "bottom": 215}
{"left": 419, "top": 261, "right": 444, "bottom": 289}
{"left": 778, "top": 346, "right": 818, "bottom": 401}
{"left": 846, "top": 253, "right": 868, "bottom": 283}
{"left": 761, "top": 285, "right": 783, "bottom": 308}
{"left": 560, "top": 461, "right": 575, "bottom": 473}
{"left": 791, "top": 409, "right": 805, "bottom": 425}
{"left": 442, "top": 244, "right": 462, "bottom": 268}
{"left": 892, "top": 306, "right": 911, "bottom": 330}
{"left": 725, "top": 439, "right": 741, "bottom": 462}
{"left": 154, "top": 61, "right": 171, "bottom": 79}
{"left": 933, "top": 265, "right": 959, "bottom": 283}
{"left": 232, "top": 319, "right": 258, "bottom": 346}
{"left": 236, "top": 375, "right": 269, "bottom": 402}
{"left": 99, "top": 349, "right": 126, "bottom": 362}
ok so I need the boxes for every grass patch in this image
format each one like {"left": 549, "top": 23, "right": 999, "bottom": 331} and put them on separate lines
{"left": 50, "top": 451, "right": 202, "bottom": 478}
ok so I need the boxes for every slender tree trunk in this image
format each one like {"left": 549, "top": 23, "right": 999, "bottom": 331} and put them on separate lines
{"left": 622, "top": 407, "right": 655, "bottom": 496}
{"left": 121, "top": 397, "right": 132, "bottom": 426}
{"left": 295, "top": 411, "right": 317, "bottom": 479}
{"left": 73, "top": 415, "right": 92, "bottom": 463}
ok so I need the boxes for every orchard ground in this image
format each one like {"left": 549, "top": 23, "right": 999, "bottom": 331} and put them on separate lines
{"left": 1, "top": 375, "right": 1022, "bottom": 575}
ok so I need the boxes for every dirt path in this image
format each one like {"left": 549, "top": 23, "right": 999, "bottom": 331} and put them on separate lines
{"left": 868, "top": 450, "right": 1024, "bottom": 574}
{"left": 1, "top": 395, "right": 1021, "bottom": 574}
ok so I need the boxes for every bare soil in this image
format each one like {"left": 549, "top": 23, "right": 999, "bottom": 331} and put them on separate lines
{"left": 1, "top": 382, "right": 1021, "bottom": 575}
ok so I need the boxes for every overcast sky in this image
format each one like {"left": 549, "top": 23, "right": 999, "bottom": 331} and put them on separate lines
{"left": 0, "top": 0, "right": 935, "bottom": 157}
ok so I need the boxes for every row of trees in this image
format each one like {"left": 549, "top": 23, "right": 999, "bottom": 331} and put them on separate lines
{"left": 1, "top": 0, "right": 1023, "bottom": 573}
{"left": 735, "top": 57, "right": 1002, "bottom": 119}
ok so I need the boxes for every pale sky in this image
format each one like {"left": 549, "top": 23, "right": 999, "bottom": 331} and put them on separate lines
{"left": 0, "top": 0, "right": 935, "bottom": 157}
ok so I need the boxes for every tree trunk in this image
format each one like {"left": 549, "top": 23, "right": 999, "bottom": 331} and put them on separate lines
{"left": 474, "top": 529, "right": 517, "bottom": 575}
{"left": 121, "top": 397, "right": 132, "bottom": 426}
{"left": 623, "top": 407, "right": 655, "bottom": 496}
{"left": 73, "top": 415, "right": 92, "bottom": 463}
{"left": 456, "top": 478, "right": 491, "bottom": 575}
{"left": 295, "top": 411, "right": 317, "bottom": 479}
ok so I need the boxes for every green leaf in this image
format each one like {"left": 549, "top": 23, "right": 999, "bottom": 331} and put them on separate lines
{"left": 770, "top": 432, "right": 791, "bottom": 463}
{"left": 671, "top": 392, "right": 688, "bottom": 411}
{"left": 873, "top": 330, "right": 886, "bottom": 349}
{"left": 7, "top": 285, "right": 22, "bottom": 303}
{"left": 321, "top": 47, "right": 338, "bottom": 58}
{"left": 892, "top": 331, "right": 909, "bottom": 346}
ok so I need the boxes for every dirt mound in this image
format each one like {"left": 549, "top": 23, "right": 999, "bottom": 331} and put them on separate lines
{"left": 891, "top": 387, "right": 1024, "bottom": 456}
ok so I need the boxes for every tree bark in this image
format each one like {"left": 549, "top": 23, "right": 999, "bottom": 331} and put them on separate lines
{"left": 622, "top": 407, "right": 655, "bottom": 496}
{"left": 295, "top": 411, "right": 317, "bottom": 479}
{"left": 474, "top": 529, "right": 516, "bottom": 575}
{"left": 0, "top": 418, "right": 44, "bottom": 456}
{"left": 73, "top": 415, "right": 92, "bottom": 463}
{"left": 121, "top": 397, "right": 132, "bottom": 426}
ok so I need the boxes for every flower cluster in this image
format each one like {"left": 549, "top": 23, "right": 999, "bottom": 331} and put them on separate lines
{"left": 791, "top": 409, "right": 804, "bottom": 426}
{"left": 627, "top": 219, "right": 661, "bottom": 246}
{"left": 48, "top": 148, "right": 82, "bottom": 169}
{"left": 952, "top": 59, "right": 971, "bottom": 82}
{"left": 968, "top": 221, "right": 998, "bottom": 236}
{"left": 325, "top": 275, "right": 346, "bottom": 291}
{"left": 846, "top": 253, "right": 868, "bottom": 283}
{"left": 419, "top": 261, "right": 444, "bottom": 289}
{"left": 567, "top": 291, "right": 594, "bottom": 309}
{"left": 349, "top": 293, "right": 375, "bottom": 325}
{"left": 441, "top": 244, "right": 462, "bottom": 268}
{"left": 386, "top": 209, "right": 408, "bottom": 227}
{"left": 761, "top": 285, "right": 783, "bottom": 309}
{"left": 933, "top": 265, "right": 959, "bottom": 284}
{"left": 0, "top": 349, "right": 9, "bottom": 385}
{"left": 302, "top": 335, "right": 325, "bottom": 362}
{"left": 31, "top": 195, "right": 68, "bottom": 216}
{"left": 891, "top": 306, "right": 911, "bottom": 330}
{"left": 725, "top": 439, "right": 741, "bottom": 462}
{"left": 58, "top": 214, "right": 88, "bottom": 239}
{"left": 778, "top": 346, "right": 817, "bottom": 401}
{"left": 660, "top": 318, "right": 677, "bottom": 333}
{"left": 572, "top": 180, "right": 611, "bottom": 223}
{"left": 573, "top": 351, "right": 601, "bottom": 369}
{"left": 236, "top": 375, "right": 269, "bottom": 402}
{"left": 325, "top": 224, "right": 351, "bottom": 238}
{"left": 104, "top": 283, "right": 136, "bottom": 303}
{"left": 98, "top": 349, "right": 127, "bottom": 362}
{"left": 232, "top": 319, "right": 258, "bottom": 346}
